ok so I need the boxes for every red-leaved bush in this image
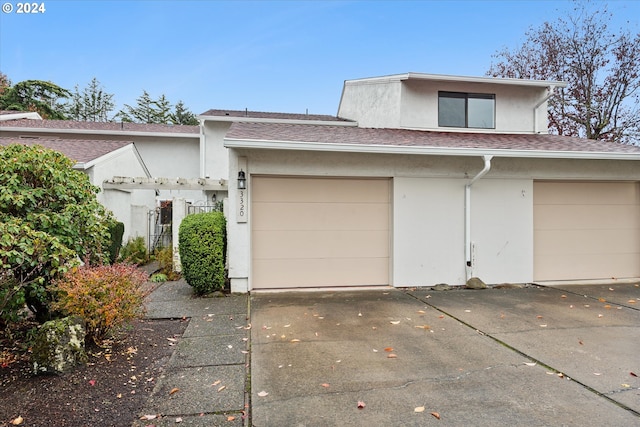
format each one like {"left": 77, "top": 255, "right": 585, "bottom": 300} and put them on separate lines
{"left": 51, "top": 263, "right": 148, "bottom": 341}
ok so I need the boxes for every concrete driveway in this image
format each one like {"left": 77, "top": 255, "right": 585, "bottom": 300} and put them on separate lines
{"left": 250, "top": 283, "right": 640, "bottom": 426}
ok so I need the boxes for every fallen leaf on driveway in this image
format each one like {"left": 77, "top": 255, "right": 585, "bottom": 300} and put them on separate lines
{"left": 524, "top": 362, "right": 537, "bottom": 367}
{"left": 430, "top": 412, "right": 441, "bottom": 420}
{"left": 140, "top": 414, "right": 157, "bottom": 420}
{"left": 88, "top": 379, "right": 96, "bottom": 386}
{"left": 598, "top": 298, "right": 606, "bottom": 302}
{"left": 227, "top": 416, "right": 236, "bottom": 421}
{"left": 384, "top": 347, "right": 394, "bottom": 352}
{"left": 417, "top": 310, "right": 426, "bottom": 314}
{"left": 628, "top": 300, "right": 637, "bottom": 304}
{"left": 621, "top": 384, "right": 631, "bottom": 388}
{"left": 169, "top": 387, "right": 180, "bottom": 395}
{"left": 217, "top": 385, "right": 226, "bottom": 392}
{"left": 10, "top": 416, "right": 23, "bottom": 425}
{"left": 414, "top": 406, "right": 425, "bottom": 413}
{"left": 357, "top": 401, "right": 366, "bottom": 409}
{"left": 290, "top": 339, "right": 300, "bottom": 343}
{"left": 257, "top": 390, "right": 269, "bottom": 397}
{"left": 630, "top": 372, "right": 638, "bottom": 377}
{"left": 415, "top": 325, "right": 430, "bottom": 330}
{"left": 390, "top": 320, "right": 400, "bottom": 325}
{"left": 387, "top": 353, "right": 397, "bottom": 359}
{"left": 593, "top": 372, "right": 602, "bottom": 376}
{"left": 321, "top": 383, "right": 330, "bottom": 388}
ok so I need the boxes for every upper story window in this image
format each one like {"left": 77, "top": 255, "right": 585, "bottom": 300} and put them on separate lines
{"left": 438, "top": 91, "right": 495, "bottom": 129}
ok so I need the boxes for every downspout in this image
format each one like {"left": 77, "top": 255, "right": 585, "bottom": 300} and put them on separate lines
{"left": 199, "top": 119, "right": 207, "bottom": 178}
{"left": 465, "top": 155, "right": 493, "bottom": 281}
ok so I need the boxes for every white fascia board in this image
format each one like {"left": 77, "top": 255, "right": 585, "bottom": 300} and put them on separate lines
{"left": 0, "top": 112, "right": 43, "bottom": 121}
{"left": 0, "top": 126, "right": 199, "bottom": 139}
{"left": 344, "top": 72, "right": 567, "bottom": 88}
{"left": 224, "top": 138, "right": 640, "bottom": 161}
{"left": 197, "top": 115, "right": 357, "bottom": 127}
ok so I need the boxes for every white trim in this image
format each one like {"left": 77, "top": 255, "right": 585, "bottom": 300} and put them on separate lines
{"left": 344, "top": 72, "right": 568, "bottom": 88}
{"left": 0, "top": 126, "right": 199, "bottom": 139}
{"left": 198, "top": 115, "right": 357, "bottom": 127}
{"left": 0, "top": 112, "right": 43, "bottom": 121}
{"left": 224, "top": 137, "right": 640, "bottom": 161}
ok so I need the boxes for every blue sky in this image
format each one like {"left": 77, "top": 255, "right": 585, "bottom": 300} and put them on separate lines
{"left": 1, "top": 0, "right": 639, "bottom": 117}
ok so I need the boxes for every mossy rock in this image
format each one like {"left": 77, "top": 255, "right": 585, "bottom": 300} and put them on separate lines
{"left": 32, "top": 316, "right": 87, "bottom": 375}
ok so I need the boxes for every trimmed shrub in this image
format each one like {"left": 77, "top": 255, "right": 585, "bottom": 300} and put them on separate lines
{"left": 118, "top": 236, "right": 148, "bottom": 265}
{"left": 50, "top": 263, "right": 148, "bottom": 342}
{"left": 179, "top": 212, "right": 226, "bottom": 294}
{"left": 107, "top": 222, "right": 124, "bottom": 264}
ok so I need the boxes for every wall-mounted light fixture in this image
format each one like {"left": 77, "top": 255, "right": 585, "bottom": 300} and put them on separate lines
{"left": 237, "top": 170, "right": 246, "bottom": 190}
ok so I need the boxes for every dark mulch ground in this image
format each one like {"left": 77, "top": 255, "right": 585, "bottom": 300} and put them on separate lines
{"left": 1, "top": 318, "right": 187, "bottom": 427}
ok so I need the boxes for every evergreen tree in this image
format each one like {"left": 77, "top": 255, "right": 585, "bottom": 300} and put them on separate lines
{"left": 65, "top": 77, "right": 115, "bottom": 122}
{"left": 171, "top": 100, "right": 198, "bottom": 125}
{"left": 0, "top": 79, "right": 70, "bottom": 119}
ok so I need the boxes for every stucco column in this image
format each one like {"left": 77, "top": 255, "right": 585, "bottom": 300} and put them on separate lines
{"left": 172, "top": 197, "right": 186, "bottom": 272}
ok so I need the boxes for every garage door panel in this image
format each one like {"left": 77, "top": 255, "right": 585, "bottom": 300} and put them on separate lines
{"left": 534, "top": 181, "right": 640, "bottom": 281}
{"left": 252, "top": 176, "right": 390, "bottom": 289}
{"left": 253, "top": 257, "right": 389, "bottom": 288}
{"left": 534, "top": 182, "right": 639, "bottom": 205}
{"left": 252, "top": 202, "right": 389, "bottom": 230}
{"left": 253, "top": 229, "right": 389, "bottom": 259}
{"left": 535, "top": 229, "right": 640, "bottom": 255}
{"left": 534, "top": 205, "right": 639, "bottom": 230}
{"left": 252, "top": 177, "right": 390, "bottom": 203}
{"left": 534, "top": 254, "right": 640, "bottom": 281}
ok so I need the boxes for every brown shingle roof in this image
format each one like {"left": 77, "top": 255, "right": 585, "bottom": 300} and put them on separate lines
{"left": 200, "top": 109, "right": 350, "bottom": 122}
{"left": 0, "top": 118, "right": 199, "bottom": 134}
{"left": 225, "top": 122, "right": 640, "bottom": 155}
{"left": 0, "top": 136, "right": 132, "bottom": 164}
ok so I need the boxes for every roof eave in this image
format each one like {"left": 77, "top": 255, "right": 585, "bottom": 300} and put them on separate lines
{"left": 198, "top": 115, "right": 357, "bottom": 127}
{"left": 345, "top": 72, "right": 567, "bottom": 88}
{"left": 224, "top": 138, "right": 640, "bottom": 161}
{"left": 0, "top": 126, "right": 199, "bottom": 138}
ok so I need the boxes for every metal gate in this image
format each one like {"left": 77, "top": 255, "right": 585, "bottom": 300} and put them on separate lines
{"left": 148, "top": 200, "right": 172, "bottom": 252}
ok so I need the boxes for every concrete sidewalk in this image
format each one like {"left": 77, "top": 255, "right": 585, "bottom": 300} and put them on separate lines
{"left": 251, "top": 283, "right": 640, "bottom": 426}
{"left": 132, "top": 279, "right": 250, "bottom": 426}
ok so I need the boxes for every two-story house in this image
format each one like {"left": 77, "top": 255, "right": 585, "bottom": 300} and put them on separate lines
{"left": 211, "top": 73, "right": 640, "bottom": 293}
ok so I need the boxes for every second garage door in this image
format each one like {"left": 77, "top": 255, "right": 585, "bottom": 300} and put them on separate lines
{"left": 534, "top": 181, "right": 640, "bottom": 281}
{"left": 252, "top": 176, "right": 390, "bottom": 289}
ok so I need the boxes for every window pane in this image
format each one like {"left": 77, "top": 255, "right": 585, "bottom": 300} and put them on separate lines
{"left": 438, "top": 95, "right": 465, "bottom": 127}
{"left": 467, "top": 96, "right": 495, "bottom": 128}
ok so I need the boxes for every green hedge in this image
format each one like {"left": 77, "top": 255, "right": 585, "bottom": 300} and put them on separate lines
{"left": 178, "top": 212, "right": 226, "bottom": 294}
{"left": 107, "top": 221, "right": 124, "bottom": 264}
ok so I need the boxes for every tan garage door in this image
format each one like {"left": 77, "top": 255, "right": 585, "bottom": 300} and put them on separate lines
{"left": 252, "top": 176, "right": 390, "bottom": 289}
{"left": 534, "top": 181, "right": 640, "bottom": 281}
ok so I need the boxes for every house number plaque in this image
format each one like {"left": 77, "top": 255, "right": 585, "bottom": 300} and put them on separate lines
{"left": 237, "top": 189, "right": 247, "bottom": 223}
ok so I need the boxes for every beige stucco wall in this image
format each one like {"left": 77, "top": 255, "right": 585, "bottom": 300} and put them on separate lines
{"left": 339, "top": 78, "right": 550, "bottom": 134}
